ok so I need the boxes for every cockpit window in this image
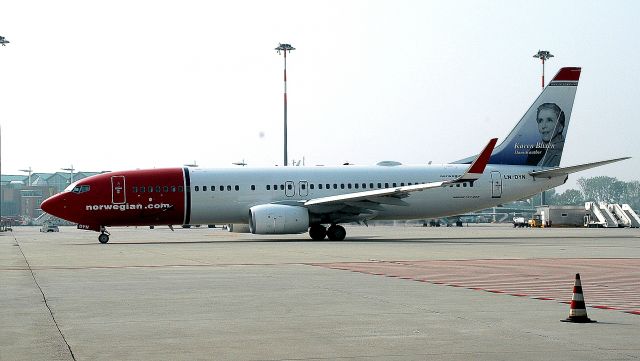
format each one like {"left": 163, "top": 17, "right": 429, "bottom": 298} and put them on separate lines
{"left": 71, "top": 185, "right": 91, "bottom": 194}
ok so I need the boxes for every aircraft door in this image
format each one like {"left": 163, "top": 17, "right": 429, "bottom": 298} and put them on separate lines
{"left": 285, "top": 181, "right": 295, "bottom": 197}
{"left": 111, "top": 176, "right": 126, "bottom": 204}
{"left": 491, "top": 171, "right": 502, "bottom": 198}
{"left": 299, "top": 181, "right": 309, "bottom": 197}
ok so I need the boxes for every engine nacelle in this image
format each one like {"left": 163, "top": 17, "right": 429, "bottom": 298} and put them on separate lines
{"left": 249, "top": 204, "right": 310, "bottom": 234}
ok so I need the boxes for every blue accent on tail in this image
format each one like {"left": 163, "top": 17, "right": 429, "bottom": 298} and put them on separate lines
{"left": 455, "top": 67, "right": 581, "bottom": 167}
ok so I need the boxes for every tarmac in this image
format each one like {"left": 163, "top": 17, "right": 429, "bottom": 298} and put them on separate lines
{"left": 2, "top": 224, "right": 639, "bottom": 361}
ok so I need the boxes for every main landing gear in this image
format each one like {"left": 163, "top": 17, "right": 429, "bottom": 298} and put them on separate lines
{"left": 308, "top": 224, "right": 346, "bottom": 241}
{"left": 98, "top": 227, "right": 110, "bottom": 244}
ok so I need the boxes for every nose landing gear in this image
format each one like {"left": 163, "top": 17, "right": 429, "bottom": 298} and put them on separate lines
{"left": 98, "top": 227, "right": 110, "bottom": 244}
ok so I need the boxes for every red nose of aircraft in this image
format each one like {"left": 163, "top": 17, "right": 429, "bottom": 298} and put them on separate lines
{"left": 41, "top": 193, "right": 68, "bottom": 221}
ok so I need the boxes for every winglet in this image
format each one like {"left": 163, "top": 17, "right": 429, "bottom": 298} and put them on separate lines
{"left": 457, "top": 138, "right": 497, "bottom": 181}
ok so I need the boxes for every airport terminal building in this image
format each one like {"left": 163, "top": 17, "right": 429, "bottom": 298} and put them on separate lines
{"left": 1, "top": 171, "right": 102, "bottom": 224}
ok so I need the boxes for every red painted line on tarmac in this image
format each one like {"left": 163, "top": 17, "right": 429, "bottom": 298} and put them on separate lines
{"left": 313, "top": 258, "right": 640, "bottom": 316}
{"left": 593, "top": 305, "right": 619, "bottom": 310}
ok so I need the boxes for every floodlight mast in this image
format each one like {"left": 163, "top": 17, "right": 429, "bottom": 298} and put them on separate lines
{"left": 533, "top": 50, "right": 554, "bottom": 90}
{"left": 533, "top": 50, "right": 554, "bottom": 206}
{"left": 275, "top": 43, "right": 295, "bottom": 166}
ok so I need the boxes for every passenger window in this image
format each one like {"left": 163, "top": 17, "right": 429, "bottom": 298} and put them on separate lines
{"left": 385, "top": 183, "right": 389, "bottom": 188}
{"left": 178, "top": 186, "right": 183, "bottom": 192}
{"left": 318, "top": 184, "right": 323, "bottom": 189}
{"left": 273, "top": 184, "right": 277, "bottom": 190}
{"left": 280, "top": 185, "right": 284, "bottom": 190}
{"left": 148, "top": 186, "right": 153, "bottom": 192}
{"left": 310, "top": 184, "right": 314, "bottom": 190}
{"left": 301, "top": 184, "right": 306, "bottom": 190}
{"left": 470, "top": 182, "right": 474, "bottom": 187}
{"left": 235, "top": 185, "right": 239, "bottom": 191}
{"left": 347, "top": 184, "right": 352, "bottom": 189}
{"left": 171, "top": 186, "right": 176, "bottom": 192}
{"left": 354, "top": 183, "right": 358, "bottom": 189}
{"left": 340, "top": 184, "right": 345, "bottom": 189}
{"left": 327, "top": 184, "right": 331, "bottom": 189}
{"left": 203, "top": 186, "right": 207, "bottom": 191}
{"left": 463, "top": 183, "right": 467, "bottom": 187}
{"left": 220, "top": 186, "right": 224, "bottom": 191}
{"left": 393, "top": 183, "right": 397, "bottom": 187}
{"left": 140, "top": 187, "right": 145, "bottom": 193}
{"left": 378, "top": 183, "right": 382, "bottom": 188}
{"left": 163, "top": 186, "right": 169, "bottom": 192}
{"left": 400, "top": 183, "right": 405, "bottom": 186}
{"left": 132, "top": 186, "right": 138, "bottom": 193}
{"left": 195, "top": 186, "right": 199, "bottom": 192}
{"left": 155, "top": 186, "right": 161, "bottom": 193}
{"left": 287, "top": 184, "right": 293, "bottom": 190}
{"left": 456, "top": 184, "right": 460, "bottom": 187}
{"left": 362, "top": 183, "right": 367, "bottom": 189}
{"left": 227, "top": 185, "right": 232, "bottom": 191}
{"left": 266, "top": 185, "right": 271, "bottom": 190}
{"left": 251, "top": 185, "right": 256, "bottom": 191}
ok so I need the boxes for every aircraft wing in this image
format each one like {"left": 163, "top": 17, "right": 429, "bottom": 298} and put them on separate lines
{"left": 528, "top": 157, "right": 630, "bottom": 178}
{"left": 303, "top": 138, "right": 497, "bottom": 213}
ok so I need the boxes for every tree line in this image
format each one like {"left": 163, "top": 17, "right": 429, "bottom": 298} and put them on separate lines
{"left": 531, "top": 176, "right": 640, "bottom": 210}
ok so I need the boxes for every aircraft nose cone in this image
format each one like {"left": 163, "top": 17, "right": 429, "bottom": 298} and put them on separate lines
{"left": 41, "top": 194, "right": 65, "bottom": 219}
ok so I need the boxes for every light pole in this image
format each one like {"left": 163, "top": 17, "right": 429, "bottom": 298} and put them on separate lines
{"left": 533, "top": 50, "right": 554, "bottom": 91}
{"left": 533, "top": 50, "right": 553, "bottom": 206}
{"left": 275, "top": 43, "right": 295, "bottom": 166}
{"left": 62, "top": 165, "right": 75, "bottom": 185}
{"left": 19, "top": 167, "right": 33, "bottom": 187}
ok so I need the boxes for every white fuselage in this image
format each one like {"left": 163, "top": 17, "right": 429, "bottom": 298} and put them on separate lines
{"left": 187, "top": 164, "right": 565, "bottom": 224}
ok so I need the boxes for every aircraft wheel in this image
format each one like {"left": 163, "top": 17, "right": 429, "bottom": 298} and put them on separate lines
{"left": 98, "top": 233, "right": 110, "bottom": 244}
{"left": 309, "top": 224, "right": 327, "bottom": 241}
{"left": 327, "top": 225, "right": 346, "bottom": 241}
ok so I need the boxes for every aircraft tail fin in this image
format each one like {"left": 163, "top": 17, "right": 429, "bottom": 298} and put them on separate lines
{"left": 455, "top": 67, "right": 581, "bottom": 167}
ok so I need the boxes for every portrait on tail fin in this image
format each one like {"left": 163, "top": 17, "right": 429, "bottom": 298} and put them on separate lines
{"left": 526, "top": 102, "right": 565, "bottom": 167}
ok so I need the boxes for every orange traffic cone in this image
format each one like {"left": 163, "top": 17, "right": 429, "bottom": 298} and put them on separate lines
{"left": 561, "top": 273, "right": 596, "bottom": 323}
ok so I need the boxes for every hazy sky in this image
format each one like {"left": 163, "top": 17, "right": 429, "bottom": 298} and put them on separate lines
{"left": 1, "top": 0, "right": 638, "bottom": 190}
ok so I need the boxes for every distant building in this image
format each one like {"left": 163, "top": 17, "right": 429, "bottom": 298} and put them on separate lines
{"left": 535, "top": 205, "right": 586, "bottom": 227}
{"left": 1, "top": 171, "right": 104, "bottom": 222}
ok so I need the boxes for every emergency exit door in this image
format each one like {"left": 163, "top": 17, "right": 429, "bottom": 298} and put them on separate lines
{"left": 491, "top": 171, "right": 502, "bottom": 198}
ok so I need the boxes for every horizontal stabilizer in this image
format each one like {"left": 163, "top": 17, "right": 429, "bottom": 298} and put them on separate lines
{"left": 528, "top": 157, "right": 630, "bottom": 178}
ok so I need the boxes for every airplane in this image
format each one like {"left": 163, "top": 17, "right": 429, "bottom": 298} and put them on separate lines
{"left": 0, "top": 36, "right": 9, "bottom": 46}
{"left": 41, "top": 67, "right": 629, "bottom": 243}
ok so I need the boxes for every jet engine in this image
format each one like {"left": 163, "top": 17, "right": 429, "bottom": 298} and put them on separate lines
{"left": 249, "top": 204, "right": 310, "bottom": 234}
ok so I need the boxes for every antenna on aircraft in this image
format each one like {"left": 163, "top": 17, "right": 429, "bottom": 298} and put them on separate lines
{"left": 275, "top": 43, "right": 295, "bottom": 166}
{"left": 232, "top": 160, "right": 247, "bottom": 166}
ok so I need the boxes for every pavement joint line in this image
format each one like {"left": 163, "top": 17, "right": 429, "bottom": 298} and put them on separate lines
{"left": 11, "top": 231, "right": 77, "bottom": 361}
